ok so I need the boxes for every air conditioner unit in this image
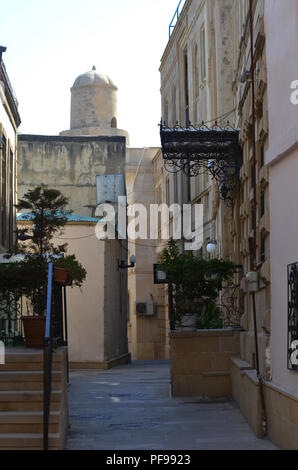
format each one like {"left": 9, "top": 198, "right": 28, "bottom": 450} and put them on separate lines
{"left": 136, "top": 301, "right": 156, "bottom": 316}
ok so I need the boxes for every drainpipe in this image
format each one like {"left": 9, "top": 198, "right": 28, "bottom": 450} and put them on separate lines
{"left": 249, "top": 0, "right": 267, "bottom": 436}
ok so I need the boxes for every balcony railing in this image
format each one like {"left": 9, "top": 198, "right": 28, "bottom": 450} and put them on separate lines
{"left": 169, "top": 0, "right": 186, "bottom": 39}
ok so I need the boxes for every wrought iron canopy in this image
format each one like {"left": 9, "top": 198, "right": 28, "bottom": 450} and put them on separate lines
{"left": 160, "top": 122, "right": 242, "bottom": 202}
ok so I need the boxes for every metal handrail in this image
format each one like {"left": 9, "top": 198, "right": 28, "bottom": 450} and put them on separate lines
{"left": 43, "top": 262, "right": 69, "bottom": 450}
{"left": 43, "top": 262, "right": 53, "bottom": 451}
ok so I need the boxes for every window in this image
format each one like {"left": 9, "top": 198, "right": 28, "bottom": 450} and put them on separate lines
{"left": 1, "top": 135, "right": 7, "bottom": 248}
{"left": 251, "top": 204, "right": 255, "bottom": 232}
{"left": 8, "top": 149, "right": 14, "bottom": 249}
{"left": 260, "top": 190, "right": 265, "bottom": 218}
{"left": 183, "top": 48, "right": 190, "bottom": 126}
{"left": 166, "top": 178, "right": 170, "bottom": 205}
{"left": 251, "top": 163, "right": 255, "bottom": 188}
{"left": 184, "top": 172, "right": 191, "bottom": 203}
{"left": 193, "top": 43, "right": 199, "bottom": 123}
{"left": 260, "top": 145, "right": 265, "bottom": 167}
{"left": 261, "top": 235, "right": 266, "bottom": 263}
{"left": 173, "top": 172, "right": 178, "bottom": 204}
{"left": 111, "top": 117, "right": 117, "bottom": 128}
{"left": 163, "top": 99, "right": 169, "bottom": 126}
{"left": 200, "top": 27, "right": 206, "bottom": 81}
{"left": 172, "top": 85, "right": 177, "bottom": 126}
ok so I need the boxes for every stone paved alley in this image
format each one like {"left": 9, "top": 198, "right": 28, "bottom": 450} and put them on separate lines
{"left": 66, "top": 360, "right": 278, "bottom": 450}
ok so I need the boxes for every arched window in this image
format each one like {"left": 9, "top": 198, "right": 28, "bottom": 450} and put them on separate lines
{"left": 111, "top": 117, "right": 117, "bottom": 128}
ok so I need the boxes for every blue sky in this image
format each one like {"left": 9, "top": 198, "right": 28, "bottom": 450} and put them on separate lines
{"left": 1, "top": 0, "right": 183, "bottom": 147}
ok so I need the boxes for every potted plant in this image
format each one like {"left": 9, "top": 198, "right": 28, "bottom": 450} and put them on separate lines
{"left": 160, "top": 239, "right": 236, "bottom": 330}
{"left": 54, "top": 255, "right": 86, "bottom": 287}
{"left": 5, "top": 185, "right": 87, "bottom": 347}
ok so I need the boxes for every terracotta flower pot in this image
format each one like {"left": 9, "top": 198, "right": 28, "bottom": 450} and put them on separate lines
{"left": 22, "top": 316, "right": 46, "bottom": 348}
{"left": 53, "top": 266, "right": 70, "bottom": 284}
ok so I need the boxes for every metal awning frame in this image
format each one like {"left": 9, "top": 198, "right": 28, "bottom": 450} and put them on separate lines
{"left": 160, "top": 122, "right": 243, "bottom": 202}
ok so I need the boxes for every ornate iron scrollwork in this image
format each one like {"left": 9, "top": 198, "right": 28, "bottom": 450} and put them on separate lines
{"left": 288, "top": 263, "right": 298, "bottom": 370}
{"left": 160, "top": 122, "right": 242, "bottom": 203}
{"left": 0, "top": 290, "right": 24, "bottom": 344}
{"left": 219, "top": 283, "right": 243, "bottom": 328}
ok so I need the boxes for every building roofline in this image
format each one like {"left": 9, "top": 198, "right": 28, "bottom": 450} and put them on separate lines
{"left": 0, "top": 61, "right": 21, "bottom": 127}
{"left": 18, "top": 134, "right": 126, "bottom": 144}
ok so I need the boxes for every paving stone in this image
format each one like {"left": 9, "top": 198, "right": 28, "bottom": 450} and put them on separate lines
{"left": 66, "top": 360, "right": 278, "bottom": 450}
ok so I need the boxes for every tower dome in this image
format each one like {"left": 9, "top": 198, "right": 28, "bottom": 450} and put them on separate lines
{"left": 70, "top": 66, "right": 118, "bottom": 131}
{"left": 72, "top": 66, "right": 117, "bottom": 89}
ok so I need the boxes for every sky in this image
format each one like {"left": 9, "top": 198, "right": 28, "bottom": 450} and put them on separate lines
{"left": 1, "top": 0, "right": 184, "bottom": 148}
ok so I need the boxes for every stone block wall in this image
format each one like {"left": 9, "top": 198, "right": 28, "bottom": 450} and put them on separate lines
{"left": 170, "top": 329, "right": 240, "bottom": 398}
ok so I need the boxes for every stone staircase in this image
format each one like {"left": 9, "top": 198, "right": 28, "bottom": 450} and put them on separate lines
{"left": 0, "top": 347, "right": 69, "bottom": 450}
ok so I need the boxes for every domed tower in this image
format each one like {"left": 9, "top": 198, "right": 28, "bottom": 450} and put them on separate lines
{"left": 60, "top": 66, "right": 129, "bottom": 143}
{"left": 71, "top": 66, "right": 117, "bottom": 130}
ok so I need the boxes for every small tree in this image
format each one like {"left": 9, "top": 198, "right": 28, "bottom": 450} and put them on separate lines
{"left": 4, "top": 185, "right": 86, "bottom": 316}
{"left": 160, "top": 239, "right": 236, "bottom": 328}
{"left": 15, "top": 185, "right": 70, "bottom": 259}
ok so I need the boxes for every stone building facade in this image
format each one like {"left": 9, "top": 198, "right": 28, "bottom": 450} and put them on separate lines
{"left": 157, "top": 0, "right": 236, "bottom": 349}
{"left": 230, "top": 0, "right": 270, "bottom": 376}
{"left": 230, "top": 0, "right": 298, "bottom": 450}
{"left": 0, "top": 48, "right": 21, "bottom": 253}
{"left": 159, "top": 0, "right": 236, "bottom": 260}
{"left": 160, "top": 0, "right": 298, "bottom": 450}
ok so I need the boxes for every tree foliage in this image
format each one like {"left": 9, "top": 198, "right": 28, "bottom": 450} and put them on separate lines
{"left": 1, "top": 185, "right": 86, "bottom": 315}
{"left": 160, "top": 239, "right": 236, "bottom": 327}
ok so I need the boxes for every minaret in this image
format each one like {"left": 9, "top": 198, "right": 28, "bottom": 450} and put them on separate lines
{"left": 60, "top": 66, "right": 129, "bottom": 144}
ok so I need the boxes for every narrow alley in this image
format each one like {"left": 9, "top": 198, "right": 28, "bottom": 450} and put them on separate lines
{"left": 66, "top": 361, "right": 278, "bottom": 450}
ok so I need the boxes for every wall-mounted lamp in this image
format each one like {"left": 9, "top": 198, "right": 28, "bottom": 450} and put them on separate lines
{"left": 118, "top": 254, "right": 136, "bottom": 270}
{"left": 206, "top": 241, "right": 217, "bottom": 255}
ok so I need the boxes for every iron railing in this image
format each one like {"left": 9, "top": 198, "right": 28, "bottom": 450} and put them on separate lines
{"left": 0, "top": 291, "right": 26, "bottom": 345}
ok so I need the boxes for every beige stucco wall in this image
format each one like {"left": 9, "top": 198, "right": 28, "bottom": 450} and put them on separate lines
{"left": 52, "top": 224, "right": 129, "bottom": 366}
{"left": 53, "top": 224, "right": 105, "bottom": 364}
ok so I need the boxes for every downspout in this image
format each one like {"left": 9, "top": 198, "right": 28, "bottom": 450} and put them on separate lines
{"left": 249, "top": 0, "right": 267, "bottom": 436}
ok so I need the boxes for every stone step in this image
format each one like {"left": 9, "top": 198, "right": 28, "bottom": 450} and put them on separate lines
{"left": 0, "top": 348, "right": 65, "bottom": 372}
{"left": 0, "top": 362, "right": 63, "bottom": 372}
{"left": 0, "top": 390, "right": 62, "bottom": 412}
{"left": 0, "top": 371, "right": 62, "bottom": 391}
{"left": 0, "top": 432, "right": 61, "bottom": 450}
{"left": 0, "top": 411, "right": 60, "bottom": 433}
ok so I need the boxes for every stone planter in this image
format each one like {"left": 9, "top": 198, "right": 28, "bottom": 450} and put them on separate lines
{"left": 169, "top": 329, "right": 240, "bottom": 398}
{"left": 177, "top": 313, "right": 197, "bottom": 331}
